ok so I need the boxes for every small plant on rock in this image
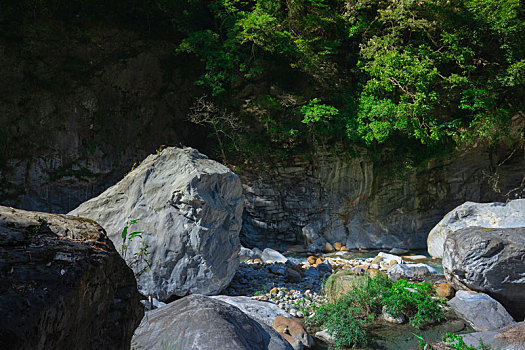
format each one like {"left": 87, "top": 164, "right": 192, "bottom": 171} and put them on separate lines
{"left": 120, "top": 219, "right": 151, "bottom": 278}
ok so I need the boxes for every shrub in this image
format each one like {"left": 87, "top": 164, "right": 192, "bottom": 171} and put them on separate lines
{"left": 307, "top": 274, "right": 446, "bottom": 349}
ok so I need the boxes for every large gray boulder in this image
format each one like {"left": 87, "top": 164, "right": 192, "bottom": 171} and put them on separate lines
{"left": 428, "top": 199, "right": 525, "bottom": 258}
{"left": 448, "top": 291, "right": 516, "bottom": 331}
{"left": 132, "top": 294, "right": 293, "bottom": 350}
{"left": 443, "top": 227, "right": 525, "bottom": 321}
{"left": 69, "top": 147, "right": 243, "bottom": 300}
{"left": 210, "top": 296, "right": 291, "bottom": 327}
{"left": 0, "top": 206, "right": 143, "bottom": 350}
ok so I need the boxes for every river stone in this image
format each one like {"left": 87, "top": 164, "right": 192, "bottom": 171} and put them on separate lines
{"left": 443, "top": 226, "right": 525, "bottom": 320}
{"left": 387, "top": 263, "right": 436, "bottom": 281}
{"left": 69, "top": 147, "right": 243, "bottom": 300}
{"left": 448, "top": 291, "right": 516, "bottom": 331}
{"left": 273, "top": 315, "right": 313, "bottom": 350}
{"left": 210, "top": 295, "right": 291, "bottom": 327}
{"left": 427, "top": 199, "right": 525, "bottom": 258}
{"left": 0, "top": 206, "right": 143, "bottom": 349}
{"left": 132, "top": 294, "right": 293, "bottom": 350}
{"left": 261, "top": 248, "right": 289, "bottom": 264}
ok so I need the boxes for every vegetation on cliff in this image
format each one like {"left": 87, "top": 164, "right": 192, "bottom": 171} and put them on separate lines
{"left": 2, "top": 0, "right": 524, "bottom": 165}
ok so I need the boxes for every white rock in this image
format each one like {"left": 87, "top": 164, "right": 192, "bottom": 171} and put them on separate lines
{"left": 427, "top": 199, "right": 525, "bottom": 258}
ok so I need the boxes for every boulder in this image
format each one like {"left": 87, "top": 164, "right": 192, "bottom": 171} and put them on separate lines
{"left": 261, "top": 248, "right": 289, "bottom": 264}
{"left": 132, "top": 294, "right": 293, "bottom": 350}
{"left": 443, "top": 226, "right": 525, "bottom": 320}
{"left": 210, "top": 295, "right": 291, "bottom": 327}
{"left": 273, "top": 316, "right": 313, "bottom": 350}
{"left": 428, "top": 199, "right": 525, "bottom": 258}
{"left": 434, "top": 282, "right": 455, "bottom": 299}
{"left": 460, "top": 322, "right": 525, "bottom": 350}
{"left": 69, "top": 147, "right": 243, "bottom": 300}
{"left": 387, "top": 263, "right": 436, "bottom": 281}
{"left": 448, "top": 291, "right": 516, "bottom": 331}
{"left": 0, "top": 206, "right": 143, "bottom": 350}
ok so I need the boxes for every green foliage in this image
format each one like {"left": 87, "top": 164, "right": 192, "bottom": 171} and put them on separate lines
{"left": 164, "top": 0, "right": 524, "bottom": 162}
{"left": 307, "top": 275, "right": 446, "bottom": 349}
{"left": 383, "top": 279, "right": 446, "bottom": 328}
{"left": 5, "top": 0, "right": 524, "bottom": 165}
{"left": 120, "top": 219, "right": 151, "bottom": 278}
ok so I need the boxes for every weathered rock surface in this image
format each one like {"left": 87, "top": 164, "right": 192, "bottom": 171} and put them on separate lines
{"left": 241, "top": 149, "right": 525, "bottom": 250}
{"left": 273, "top": 315, "right": 313, "bottom": 350}
{"left": 132, "top": 294, "right": 293, "bottom": 350}
{"left": 460, "top": 322, "right": 525, "bottom": 350}
{"left": 448, "top": 291, "right": 516, "bottom": 331}
{"left": 210, "top": 295, "right": 291, "bottom": 327}
{"left": 0, "top": 26, "right": 206, "bottom": 214}
{"left": 69, "top": 147, "right": 243, "bottom": 300}
{"left": 428, "top": 199, "right": 525, "bottom": 258}
{"left": 0, "top": 206, "right": 143, "bottom": 350}
{"left": 387, "top": 263, "right": 436, "bottom": 282}
{"left": 443, "top": 227, "right": 525, "bottom": 320}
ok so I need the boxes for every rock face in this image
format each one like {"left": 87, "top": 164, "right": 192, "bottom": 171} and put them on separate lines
{"left": 210, "top": 295, "right": 291, "bottom": 327}
{"left": 427, "top": 199, "right": 525, "bottom": 258}
{"left": 132, "top": 294, "right": 293, "bottom": 350}
{"left": 241, "top": 149, "right": 525, "bottom": 250}
{"left": 443, "top": 227, "right": 525, "bottom": 320}
{"left": 0, "top": 206, "right": 143, "bottom": 350}
{"left": 0, "top": 26, "right": 206, "bottom": 214}
{"left": 69, "top": 147, "right": 243, "bottom": 300}
{"left": 448, "top": 291, "right": 516, "bottom": 332}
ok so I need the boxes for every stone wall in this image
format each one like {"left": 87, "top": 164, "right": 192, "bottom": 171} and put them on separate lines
{"left": 241, "top": 145, "right": 525, "bottom": 250}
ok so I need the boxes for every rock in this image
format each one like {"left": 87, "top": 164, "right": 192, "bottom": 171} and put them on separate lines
{"left": 286, "top": 267, "right": 302, "bottom": 283}
{"left": 448, "top": 291, "right": 516, "bottom": 331}
{"left": 69, "top": 147, "right": 243, "bottom": 300}
{"left": 261, "top": 248, "right": 289, "bottom": 264}
{"left": 401, "top": 255, "right": 430, "bottom": 263}
{"left": 389, "top": 248, "right": 409, "bottom": 255}
{"left": 315, "top": 257, "right": 323, "bottom": 265}
{"left": 304, "top": 267, "right": 319, "bottom": 279}
{"left": 428, "top": 199, "right": 525, "bottom": 258}
{"left": 132, "top": 294, "right": 293, "bottom": 350}
{"left": 273, "top": 316, "right": 313, "bottom": 350}
{"left": 285, "top": 245, "right": 306, "bottom": 254}
{"left": 324, "top": 272, "right": 358, "bottom": 302}
{"left": 315, "top": 329, "right": 335, "bottom": 344}
{"left": 323, "top": 242, "right": 335, "bottom": 253}
{"left": 210, "top": 296, "right": 291, "bottom": 327}
{"left": 0, "top": 206, "right": 143, "bottom": 350}
{"left": 443, "top": 226, "right": 525, "bottom": 320}
{"left": 378, "top": 252, "right": 403, "bottom": 264}
{"left": 387, "top": 263, "right": 436, "bottom": 281}
{"left": 240, "top": 246, "right": 262, "bottom": 261}
{"left": 434, "top": 282, "right": 455, "bottom": 299}
{"left": 333, "top": 242, "right": 343, "bottom": 251}
{"left": 381, "top": 306, "right": 408, "bottom": 324}
{"left": 317, "top": 260, "right": 332, "bottom": 276}
{"left": 460, "top": 322, "right": 525, "bottom": 350}
{"left": 141, "top": 297, "right": 167, "bottom": 311}
{"left": 307, "top": 256, "right": 316, "bottom": 265}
